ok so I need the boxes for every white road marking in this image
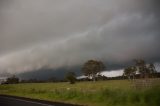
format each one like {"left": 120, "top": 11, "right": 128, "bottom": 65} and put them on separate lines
{"left": 0, "top": 96, "right": 54, "bottom": 106}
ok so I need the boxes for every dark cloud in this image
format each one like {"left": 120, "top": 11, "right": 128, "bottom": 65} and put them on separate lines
{"left": 0, "top": 0, "right": 160, "bottom": 75}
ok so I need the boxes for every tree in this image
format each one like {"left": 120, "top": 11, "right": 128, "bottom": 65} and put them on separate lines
{"left": 65, "top": 72, "right": 76, "bottom": 84}
{"left": 124, "top": 66, "right": 136, "bottom": 80}
{"left": 6, "top": 75, "right": 19, "bottom": 84}
{"left": 134, "top": 59, "right": 156, "bottom": 78}
{"left": 147, "top": 63, "right": 156, "bottom": 73}
{"left": 82, "top": 60, "right": 105, "bottom": 81}
{"left": 146, "top": 63, "right": 156, "bottom": 78}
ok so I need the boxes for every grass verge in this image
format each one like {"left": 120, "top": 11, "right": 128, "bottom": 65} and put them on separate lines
{"left": 0, "top": 80, "right": 160, "bottom": 106}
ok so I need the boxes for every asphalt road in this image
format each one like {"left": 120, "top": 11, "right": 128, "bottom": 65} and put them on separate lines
{"left": 0, "top": 95, "right": 81, "bottom": 106}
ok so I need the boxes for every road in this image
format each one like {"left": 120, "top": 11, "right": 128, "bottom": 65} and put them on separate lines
{"left": 0, "top": 95, "right": 81, "bottom": 106}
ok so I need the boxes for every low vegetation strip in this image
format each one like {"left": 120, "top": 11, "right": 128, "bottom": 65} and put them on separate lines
{"left": 0, "top": 80, "right": 160, "bottom": 106}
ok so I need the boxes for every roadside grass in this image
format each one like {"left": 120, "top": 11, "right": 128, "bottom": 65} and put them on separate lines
{"left": 0, "top": 79, "right": 160, "bottom": 106}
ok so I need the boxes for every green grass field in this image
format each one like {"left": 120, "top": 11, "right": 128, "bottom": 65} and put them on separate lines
{"left": 0, "top": 79, "right": 160, "bottom": 106}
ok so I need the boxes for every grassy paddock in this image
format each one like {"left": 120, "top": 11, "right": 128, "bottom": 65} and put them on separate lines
{"left": 0, "top": 79, "right": 160, "bottom": 106}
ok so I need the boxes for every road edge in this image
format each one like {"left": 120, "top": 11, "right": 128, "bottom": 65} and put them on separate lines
{"left": 0, "top": 94, "right": 83, "bottom": 106}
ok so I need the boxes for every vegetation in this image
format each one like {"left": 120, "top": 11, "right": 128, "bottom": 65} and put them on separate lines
{"left": 124, "top": 66, "right": 136, "bottom": 80}
{"left": 1, "top": 59, "right": 160, "bottom": 106}
{"left": 0, "top": 79, "right": 160, "bottom": 106}
{"left": 5, "top": 75, "right": 19, "bottom": 84}
{"left": 134, "top": 59, "right": 156, "bottom": 78}
{"left": 65, "top": 72, "right": 76, "bottom": 84}
{"left": 124, "top": 59, "right": 157, "bottom": 80}
{"left": 82, "top": 60, "right": 105, "bottom": 81}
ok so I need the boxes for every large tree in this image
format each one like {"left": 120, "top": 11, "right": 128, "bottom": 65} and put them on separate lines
{"left": 134, "top": 59, "right": 156, "bottom": 78}
{"left": 123, "top": 59, "right": 156, "bottom": 80}
{"left": 82, "top": 60, "right": 105, "bottom": 81}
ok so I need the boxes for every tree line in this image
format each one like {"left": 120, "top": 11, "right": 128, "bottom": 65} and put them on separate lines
{"left": 2, "top": 59, "right": 159, "bottom": 84}
{"left": 67, "top": 59, "right": 158, "bottom": 84}
{"left": 123, "top": 59, "right": 157, "bottom": 80}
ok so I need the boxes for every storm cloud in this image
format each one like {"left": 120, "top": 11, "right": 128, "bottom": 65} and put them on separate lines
{"left": 0, "top": 0, "right": 160, "bottom": 74}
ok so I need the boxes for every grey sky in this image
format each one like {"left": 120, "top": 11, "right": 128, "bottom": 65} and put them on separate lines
{"left": 0, "top": 0, "right": 160, "bottom": 74}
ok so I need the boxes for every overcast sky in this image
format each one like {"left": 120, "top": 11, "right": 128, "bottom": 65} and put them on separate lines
{"left": 0, "top": 0, "right": 160, "bottom": 74}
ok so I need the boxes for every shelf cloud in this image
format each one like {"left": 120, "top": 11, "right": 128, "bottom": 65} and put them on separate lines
{"left": 0, "top": 0, "right": 160, "bottom": 74}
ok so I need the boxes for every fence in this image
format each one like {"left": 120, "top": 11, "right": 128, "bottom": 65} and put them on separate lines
{"left": 131, "top": 78, "right": 160, "bottom": 89}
